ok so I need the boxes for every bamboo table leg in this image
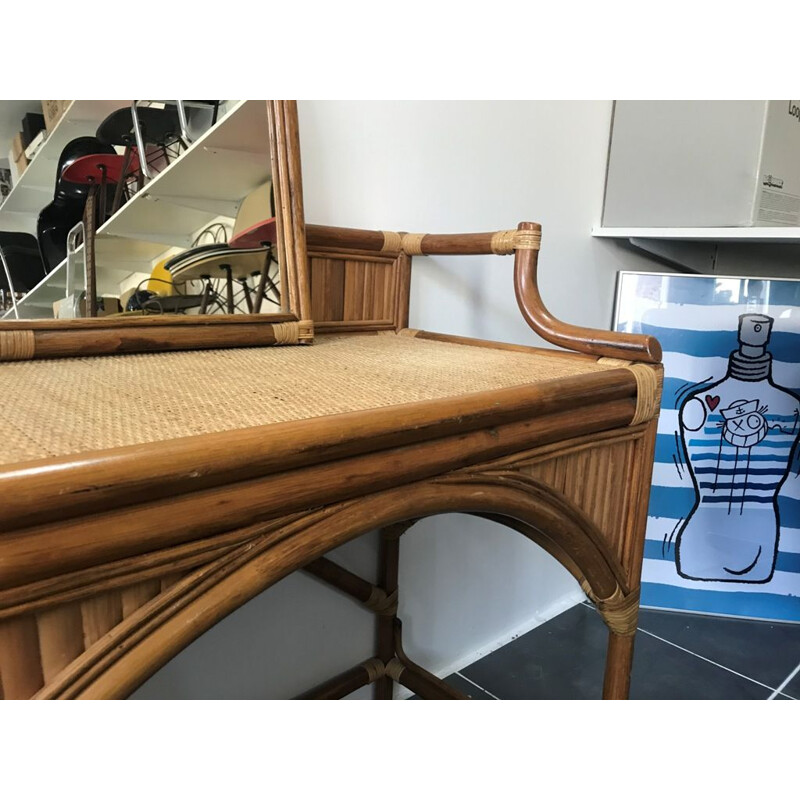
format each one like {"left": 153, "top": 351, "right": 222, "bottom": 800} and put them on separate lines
{"left": 375, "top": 527, "right": 401, "bottom": 700}
{"left": 603, "top": 632, "right": 636, "bottom": 699}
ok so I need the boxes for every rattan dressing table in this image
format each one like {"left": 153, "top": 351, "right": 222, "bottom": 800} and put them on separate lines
{"left": 0, "top": 104, "right": 662, "bottom": 700}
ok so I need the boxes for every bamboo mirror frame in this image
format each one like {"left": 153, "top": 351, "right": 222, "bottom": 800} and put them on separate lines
{"left": 0, "top": 101, "right": 312, "bottom": 363}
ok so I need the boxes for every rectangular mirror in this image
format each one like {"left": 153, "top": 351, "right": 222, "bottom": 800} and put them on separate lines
{"left": 0, "top": 100, "right": 312, "bottom": 361}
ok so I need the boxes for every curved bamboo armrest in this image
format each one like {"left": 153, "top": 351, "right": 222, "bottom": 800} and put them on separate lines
{"left": 305, "top": 222, "right": 661, "bottom": 364}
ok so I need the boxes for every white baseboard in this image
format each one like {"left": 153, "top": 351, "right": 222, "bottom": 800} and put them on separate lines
{"left": 393, "top": 588, "right": 584, "bottom": 699}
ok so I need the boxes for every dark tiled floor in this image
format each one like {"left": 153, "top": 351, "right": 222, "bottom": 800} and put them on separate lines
{"left": 429, "top": 603, "right": 800, "bottom": 700}
{"left": 782, "top": 666, "right": 800, "bottom": 700}
{"left": 440, "top": 672, "right": 497, "bottom": 700}
{"left": 637, "top": 606, "right": 800, "bottom": 691}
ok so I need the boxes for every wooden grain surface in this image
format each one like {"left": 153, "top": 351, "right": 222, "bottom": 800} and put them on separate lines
{"left": 0, "top": 615, "right": 43, "bottom": 699}
{"left": 36, "top": 603, "right": 84, "bottom": 684}
{"left": 13, "top": 322, "right": 310, "bottom": 360}
{"left": 0, "top": 417, "right": 658, "bottom": 699}
{"left": 0, "top": 126, "right": 665, "bottom": 699}
{"left": 0, "top": 369, "right": 638, "bottom": 532}
{"left": 309, "top": 253, "right": 399, "bottom": 326}
{"left": 0, "top": 398, "right": 636, "bottom": 591}
{"left": 306, "top": 221, "right": 660, "bottom": 362}
{"left": 36, "top": 464, "right": 630, "bottom": 699}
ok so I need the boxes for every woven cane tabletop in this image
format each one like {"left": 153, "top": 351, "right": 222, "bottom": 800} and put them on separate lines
{"left": 0, "top": 333, "right": 618, "bottom": 466}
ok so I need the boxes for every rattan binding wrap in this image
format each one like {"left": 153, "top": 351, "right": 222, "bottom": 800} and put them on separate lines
{"left": 0, "top": 331, "right": 35, "bottom": 361}
{"left": 401, "top": 233, "right": 425, "bottom": 255}
{"left": 627, "top": 364, "right": 660, "bottom": 425}
{"left": 385, "top": 658, "right": 406, "bottom": 681}
{"left": 598, "top": 359, "right": 660, "bottom": 425}
{"left": 360, "top": 657, "right": 386, "bottom": 683}
{"left": 364, "top": 588, "right": 399, "bottom": 616}
{"left": 273, "top": 320, "right": 314, "bottom": 345}
{"left": 381, "top": 230, "right": 403, "bottom": 253}
{"left": 490, "top": 229, "right": 542, "bottom": 254}
{"left": 597, "top": 357, "right": 632, "bottom": 368}
{"left": 595, "top": 586, "right": 640, "bottom": 637}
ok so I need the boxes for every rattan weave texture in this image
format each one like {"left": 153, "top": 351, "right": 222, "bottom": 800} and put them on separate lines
{"left": 0, "top": 334, "right": 616, "bottom": 466}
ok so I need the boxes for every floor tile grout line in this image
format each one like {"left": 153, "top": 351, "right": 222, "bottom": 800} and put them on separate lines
{"left": 581, "top": 601, "right": 792, "bottom": 698}
{"left": 637, "top": 628, "right": 780, "bottom": 695}
{"left": 454, "top": 671, "right": 501, "bottom": 700}
{"left": 767, "top": 661, "right": 800, "bottom": 700}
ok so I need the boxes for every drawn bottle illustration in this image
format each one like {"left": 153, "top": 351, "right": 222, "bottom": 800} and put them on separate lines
{"left": 675, "top": 313, "right": 800, "bottom": 583}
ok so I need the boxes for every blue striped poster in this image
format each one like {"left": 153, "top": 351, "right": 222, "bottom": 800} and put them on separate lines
{"left": 614, "top": 272, "right": 800, "bottom": 622}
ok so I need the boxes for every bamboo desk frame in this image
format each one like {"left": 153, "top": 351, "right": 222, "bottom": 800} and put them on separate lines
{"left": 0, "top": 219, "right": 662, "bottom": 700}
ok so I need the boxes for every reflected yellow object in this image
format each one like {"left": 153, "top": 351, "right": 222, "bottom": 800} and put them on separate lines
{"left": 147, "top": 259, "right": 174, "bottom": 296}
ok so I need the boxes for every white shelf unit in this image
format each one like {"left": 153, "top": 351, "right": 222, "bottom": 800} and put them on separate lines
{"left": 9, "top": 238, "right": 169, "bottom": 318}
{"left": 98, "top": 100, "right": 268, "bottom": 248}
{"left": 593, "top": 227, "right": 800, "bottom": 244}
{"left": 4, "top": 100, "right": 272, "bottom": 319}
{"left": 0, "top": 101, "right": 133, "bottom": 233}
{"left": 592, "top": 226, "right": 800, "bottom": 275}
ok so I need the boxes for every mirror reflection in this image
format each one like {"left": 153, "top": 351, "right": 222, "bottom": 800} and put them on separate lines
{"left": 0, "top": 100, "right": 281, "bottom": 321}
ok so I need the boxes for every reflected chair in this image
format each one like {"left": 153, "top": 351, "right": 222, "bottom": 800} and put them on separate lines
{"left": 165, "top": 181, "right": 279, "bottom": 315}
{"left": 37, "top": 137, "right": 117, "bottom": 273}
{"left": 227, "top": 181, "right": 280, "bottom": 311}
{"left": 96, "top": 101, "right": 221, "bottom": 197}
{"left": 229, "top": 209, "right": 279, "bottom": 312}
{"left": 166, "top": 244, "right": 272, "bottom": 314}
{"left": 96, "top": 104, "right": 182, "bottom": 204}
{"left": 0, "top": 232, "right": 47, "bottom": 318}
{"left": 58, "top": 153, "right": 141, "bottom": 316}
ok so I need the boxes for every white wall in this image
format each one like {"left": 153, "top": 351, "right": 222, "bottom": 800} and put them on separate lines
{"left": 133, "top": 100, "right": 659, "bottom": 699}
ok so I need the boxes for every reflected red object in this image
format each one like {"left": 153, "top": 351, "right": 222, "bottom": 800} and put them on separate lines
{"left": 229, "top": 217, "right": 277, "bottom": 249}
{"left": 60, "top": 152, "right": 140, "bottom": 185}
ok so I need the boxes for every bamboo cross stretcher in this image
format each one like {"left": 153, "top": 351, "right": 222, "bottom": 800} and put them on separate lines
{"left": 0, "top": 222, "right": 662, "bottom": 700}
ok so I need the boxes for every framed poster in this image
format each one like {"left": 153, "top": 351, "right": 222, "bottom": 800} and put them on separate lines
{"left": 614, "top": 271, "right": 800, "bottom": 622}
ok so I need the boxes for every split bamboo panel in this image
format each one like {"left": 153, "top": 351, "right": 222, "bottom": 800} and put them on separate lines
{"left": 498, "top": 428, "right": 646, "bottom": 581}
{"left": 37, "top": 603, "right": 84, "bottom": 684}
{"left": 120, "top": 580, "right": 162, "bottom": 619}
{"left": 0, "top": 614, "right": 42, "bottom": 699}
{"left": 81, "top": 592, "right": 123, "bottom": 649}
{"left": 0, "top": 576, "right": 181, "bottom": 698}
{"left": 310, "top": 258, "right": 346, "bottom": 320}
{"left": 309, "top": 252, "right": 400, "bottom": 326}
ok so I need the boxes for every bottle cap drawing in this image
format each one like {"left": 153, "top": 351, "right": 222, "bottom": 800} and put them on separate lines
{"left": 730, "top": 314, "right": 773, "bottom": 381}
{"left": 738, "top": 313, "right": 772, "bottom": 357}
